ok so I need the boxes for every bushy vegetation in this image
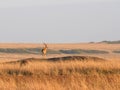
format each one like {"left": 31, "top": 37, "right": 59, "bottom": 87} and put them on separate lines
{"left": 113, "top": 50, "right": 120, "bottom": 53}
{"left": 0, "top": 48, "right": 61, "bottom": 54}
{"left": 0, "top": 48, "right": 41, "bottom": 54}
{"left": 60, "top": 49, "right": 109, "bottom": 54}
{"left": 0, "top": 48, "right": 109, "bottom": 54}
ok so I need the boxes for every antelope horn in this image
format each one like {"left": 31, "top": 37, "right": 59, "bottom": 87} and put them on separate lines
{"left": 43, "top": 43, "right": 48, "bottom": 48}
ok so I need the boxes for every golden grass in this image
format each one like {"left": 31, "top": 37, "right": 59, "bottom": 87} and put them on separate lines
{"left": 0, "top": 43, "right": 120, "bottom": 51}
{"left": 0, "top": 43, "right": 119, "bottom": 90}
{"left": 0, "top": 59, "right": 120, "bottom": 90}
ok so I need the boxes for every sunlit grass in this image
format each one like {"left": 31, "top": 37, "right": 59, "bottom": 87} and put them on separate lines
{"left": 0, "top": 59, "right": 120, "bottom": 90}
{"left": 0, "top": 43, "right": 119, "bottom": 90}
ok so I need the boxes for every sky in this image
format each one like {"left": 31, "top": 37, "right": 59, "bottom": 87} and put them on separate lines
{"left": 0, "top": 0, "right": 120, "bottom": 43}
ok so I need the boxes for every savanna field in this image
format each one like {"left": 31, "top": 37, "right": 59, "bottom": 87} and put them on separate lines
{"left": 0, "top": 43, "right": 120, "bottom": 90}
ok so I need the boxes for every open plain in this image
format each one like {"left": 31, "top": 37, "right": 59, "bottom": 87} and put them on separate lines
{"left": 0, "top": 43, "right": 120, "bottom": 90}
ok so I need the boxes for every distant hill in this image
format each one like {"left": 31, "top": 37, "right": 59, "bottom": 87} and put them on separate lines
{"left": 99, "top": 40, "right": 120, "bottom": 44}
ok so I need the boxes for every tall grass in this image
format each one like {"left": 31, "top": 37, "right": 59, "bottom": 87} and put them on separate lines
{"left": 0, "top": 60, "right": 120, "bottom": 90}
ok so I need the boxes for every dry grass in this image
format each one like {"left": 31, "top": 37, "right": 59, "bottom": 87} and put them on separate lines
{"left": 0, "top": 43, "right": 120, "bottom": 51}
{"left": 0, "top": 59, "right": 120, "bottom": 90}
{"left": 0, "top": 43, "right": 119, "bottom": 90}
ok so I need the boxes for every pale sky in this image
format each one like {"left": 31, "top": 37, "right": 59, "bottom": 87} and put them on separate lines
{"left": 0, "top": 0, "right": 120, "bottom": 43}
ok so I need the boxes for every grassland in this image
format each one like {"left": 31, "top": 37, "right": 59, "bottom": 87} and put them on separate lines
{"left": 0, "top": 43, "right": 119, "bottom": 90}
